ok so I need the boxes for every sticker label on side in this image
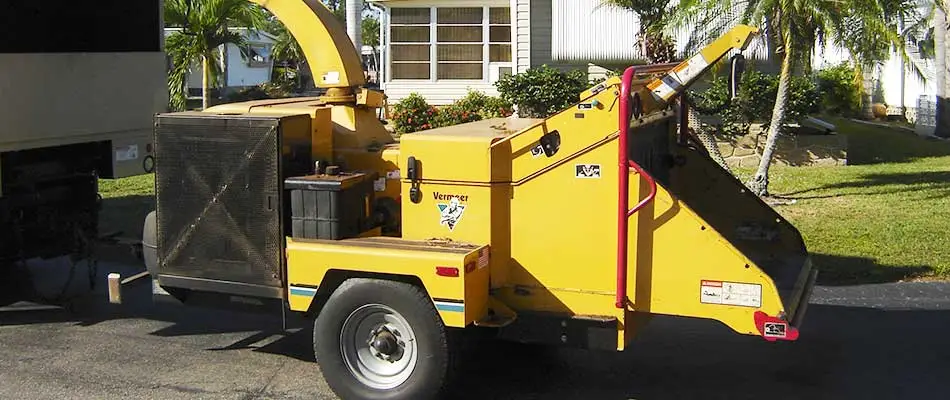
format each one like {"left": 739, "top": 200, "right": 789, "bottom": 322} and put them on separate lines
{"left": 575, "top": 164, "right": 601, "bottom": 178}
{"left": 386, "top": 170, "right": 401, "bottom": 179}
{"left": 115, "top": 145, "right": 139, "bottom": 162}
{"left": 437, "top": 197, "right": 466, "bottom": 231}
{"left": 530, "top": 144, "right": 545, "bottom": 158}
{"left": 647, "top": 77, "right": 677, "bottom": 101}
{"left": 373, "top": 177, "right": 386, "bottom": 192}
{"left": 322, "top": 71, "right": 341, "bottom": 84}
{"left": 670, "top": 54, "right": 709, "bottom": 85}
{"left": 763, "top": 322, "right": 788, "bottom": 338}
{"left": 700, "top": 280, "right": 762, "bottom": 307}
{"left": 577, "top": 103, "right": 594, "bottom": 110}
{"left": 477, "top": 247, "right": 489, "bottom": 269}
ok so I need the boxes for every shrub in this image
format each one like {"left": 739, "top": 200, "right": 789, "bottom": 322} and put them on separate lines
{"left": 431, "top": 90, "right": 515, "bottom": 128}
{"left": 433, "top": 103, "right": 481, "bottom": 128}
{"left": 392, "top": 93, "right": 437, "bottom": 134}
{"left": 479, "top": 95, "right": 514, "bottom": 118}
{"left": 392, "top": 91, "right": 514, "bottom": 133}
{"left": 494, "top": 65, "right": 589, "bottom": 118}
{"left": 452, "top": 90, "right": 515, "bottom": 120}
{"left": 815, "top": 62, "right": 862, "bottom": 117}
{"left": 690, "top": 70, "right": 819, "bottom": 135}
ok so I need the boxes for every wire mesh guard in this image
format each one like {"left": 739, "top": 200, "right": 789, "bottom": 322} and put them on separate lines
{"left": 154, "top": 114, "right": 286, "bottom": 288}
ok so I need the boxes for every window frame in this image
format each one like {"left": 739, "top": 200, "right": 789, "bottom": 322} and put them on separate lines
{"left": 387, "top": 5, "right": 512, "bottom": 83}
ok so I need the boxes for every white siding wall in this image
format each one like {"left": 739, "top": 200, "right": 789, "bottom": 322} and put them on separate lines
{"left": 515, "top": 0, "right": 530, "bottom": 72}
{"left": 383, "top": 82, "right": 502, "bottom": 105}
{"left": 548, "top": 0, "right": 772, "bottom": 64}
{"left": 551, "top": 0, "right": 639, "bottom": 63}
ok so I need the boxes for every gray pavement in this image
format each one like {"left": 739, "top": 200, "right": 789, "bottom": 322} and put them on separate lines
{"left": 2, "top": 261, "right": 950, "bottom": 400}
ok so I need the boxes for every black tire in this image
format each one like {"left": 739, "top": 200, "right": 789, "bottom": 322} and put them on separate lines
{"left": 314, "top": 278, "right": 452, "bottom": 400}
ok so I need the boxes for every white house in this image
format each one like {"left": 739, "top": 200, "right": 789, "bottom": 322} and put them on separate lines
{"left": 367, "top": 0, "right": 776, "bottom": 105}
{"left": 368, "top": 0, "right": 937, "bottom": 122}
{"left": 163, "top": 27, "right": 277, "bottom": 97}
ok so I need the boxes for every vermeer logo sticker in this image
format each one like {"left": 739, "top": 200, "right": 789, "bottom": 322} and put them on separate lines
{"left": 575, "top": 164, "right": 601, "bottom": 178}
{"left": 437, "top": 197, "right": 466, "bottom": 231}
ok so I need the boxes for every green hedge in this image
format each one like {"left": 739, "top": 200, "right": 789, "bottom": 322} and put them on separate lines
{"left": 690, "top": 63, "right": 866, "bottom": 135}
{"left": 493, "top": 65, "right": 590, "bottom": 118}
{"left": 815, "top": 62, "right": 862, "bottom": 117}
{"left": 690, "top": 70, "right": 820, "bottom": 135}
{"left": 390, "top": 90, "right": 514, "bottom": 134}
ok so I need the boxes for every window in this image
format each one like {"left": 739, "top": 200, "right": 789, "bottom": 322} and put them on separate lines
{"left": 389, "top": 6, "right": 511, "bottom": 81}
{"left": 246, "top": 44, "right": 271, "bottom": 67}
{"left": 391, "top": 8, "right": 431, "bottom": 79}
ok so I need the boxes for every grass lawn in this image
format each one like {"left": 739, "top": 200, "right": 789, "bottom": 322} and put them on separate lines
{"left": 97, "top": 117, "right": 950, "bottom": 285}
{"left": 733, "top": 117, "right": 950, "bottom": 284}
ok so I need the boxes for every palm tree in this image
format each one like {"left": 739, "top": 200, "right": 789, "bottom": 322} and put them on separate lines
{"left": 663, "top": 0, "right": 906, "bottom": 196}
{"left": 268, "top": 18, "right": 309, "bottom": 90}
{"left": 164, "top": 0, "right": 269, "bottom": 111}
{"left": 601, "top": 0, "right": 734, "bottom": 171}
{"left": 600, "top": 0, "right": 677, "bottom": 62}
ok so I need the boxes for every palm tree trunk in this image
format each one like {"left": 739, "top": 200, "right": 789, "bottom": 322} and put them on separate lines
{"left": 860, "top": 67, "right": 874, "bottom": 119}
{"left": 202, "top": 55, "right": 211, "bottom": 110}
{"left": 936, "top": 3, "right": 950, "bottom": 137}
{"left": 746, "top": 35, "right": 792, "bottom": 197}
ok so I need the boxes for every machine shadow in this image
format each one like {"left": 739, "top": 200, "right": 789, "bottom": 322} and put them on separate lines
{"left": 810, "top": 253, "right": 933, "bottom": 286}
{"left": 448, "top": 303, "right": 950, "bottom": 400}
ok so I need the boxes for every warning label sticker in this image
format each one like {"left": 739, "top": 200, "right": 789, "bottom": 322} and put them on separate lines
{"left": 671, "top": 54, "right": 709, "bottom": 85}
{"left": 700, "top": 280, "right": 762, "bottom": 308}
{"left": 477, "top": 247, "right": 489, "bottom": 269}
{"left": 648, "top": 76, "right": 679, "bottom": 102}
{"left": 115, "top": 145, "right": 139, "bottom": 162}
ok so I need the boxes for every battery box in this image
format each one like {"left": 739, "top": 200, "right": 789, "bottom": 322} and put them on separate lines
{"left": 285, "top": 171, "right": 376, "bottom": 240}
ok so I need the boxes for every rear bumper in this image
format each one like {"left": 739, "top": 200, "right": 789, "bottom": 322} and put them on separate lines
{"left": 790, "top": 262, "right": 819, "bottom": 329}
{"left": 754, "top": 256, "right": 818, "bottom": 342}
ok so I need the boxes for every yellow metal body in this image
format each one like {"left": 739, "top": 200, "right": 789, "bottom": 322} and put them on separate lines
{"left": 193, "top": 0, "right": 814, "bottom": 352}
{"left": 285, "top": 237, "right": 490, "bottom": 327}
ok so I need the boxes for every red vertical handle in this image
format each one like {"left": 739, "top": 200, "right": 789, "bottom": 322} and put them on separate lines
{"left": 616, "top": 67, "right": 659, "bottom": 309}
{"left": 616, "top": 67, "right": 635, "bottom": 308}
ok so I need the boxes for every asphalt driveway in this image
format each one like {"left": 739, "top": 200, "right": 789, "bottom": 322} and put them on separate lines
{"left": 2, "top": 261, "right": 949, "bottom": 400}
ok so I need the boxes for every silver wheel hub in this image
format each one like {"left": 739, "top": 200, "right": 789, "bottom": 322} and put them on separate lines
{"left": 340, "top": 304, "right": 417, "bottom": 390}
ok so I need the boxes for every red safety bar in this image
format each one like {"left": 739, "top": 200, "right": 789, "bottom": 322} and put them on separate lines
{"left": 615, "top": 66, "right": 659, "bottom": 309}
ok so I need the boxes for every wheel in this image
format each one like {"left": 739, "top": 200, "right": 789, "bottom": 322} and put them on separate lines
{"left": 314, "top": 278, "right": 452, "bottom": 400}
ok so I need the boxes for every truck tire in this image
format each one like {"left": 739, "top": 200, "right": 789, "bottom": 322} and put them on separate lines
{"left": 141, "top": 211, "right": 158, "bottom": 278}
{"left": 314, "top": 278, "right": 452, "bottom": 400}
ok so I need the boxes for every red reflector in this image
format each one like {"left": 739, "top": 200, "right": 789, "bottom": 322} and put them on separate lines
{"left": 464, "top": 262, "right": 476, "bottom": 274}
{"left": 436, "top": 266, "right": 459, "bottom": 277}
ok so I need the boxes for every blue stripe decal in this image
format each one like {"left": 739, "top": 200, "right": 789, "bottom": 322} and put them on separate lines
{"left": 434, "top": 302, "right": 465, "bottom": 313}
{"left": 289, "top": 286, "right": 318, "bottom": 297}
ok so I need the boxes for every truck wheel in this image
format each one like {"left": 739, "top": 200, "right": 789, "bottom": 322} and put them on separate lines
{"left": 314, "top": 278, "right": 451, "bottom": 400}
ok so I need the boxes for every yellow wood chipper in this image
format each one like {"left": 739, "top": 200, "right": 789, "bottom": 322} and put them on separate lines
{"left": 124, "top": 1, "right": 818, "bottom": 399}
